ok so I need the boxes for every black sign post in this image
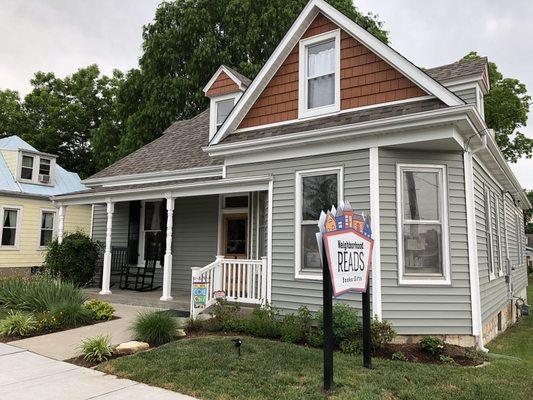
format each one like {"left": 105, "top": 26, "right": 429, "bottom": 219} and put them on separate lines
{"left": 322, "top": 241, "right": 334, "bottom": 391}
{"left": 362, "top": 290, "right": 372, "bottom": 369}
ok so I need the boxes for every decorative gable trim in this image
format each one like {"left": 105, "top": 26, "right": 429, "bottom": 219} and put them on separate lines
{"left": 203, "top": 65, "right": 249, "bottom": 95}
{"left": 209, "top": 0, "right": 464, "bottom": 145}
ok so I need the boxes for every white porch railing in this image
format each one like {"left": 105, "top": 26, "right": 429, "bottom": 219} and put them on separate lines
{"left": 190, "top": 256, "right": 268, "bottom": 318}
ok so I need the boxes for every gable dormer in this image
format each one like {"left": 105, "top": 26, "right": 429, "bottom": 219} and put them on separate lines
{"left": 16, "top": 149, "right": 56, "bottom": 186}
{"left": 204, "top": 65, "right": 251, "bottom": 140}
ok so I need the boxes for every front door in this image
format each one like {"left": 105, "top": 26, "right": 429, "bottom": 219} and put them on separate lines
{"left": 223, "top": 214, "right": 248, "bottom": 259}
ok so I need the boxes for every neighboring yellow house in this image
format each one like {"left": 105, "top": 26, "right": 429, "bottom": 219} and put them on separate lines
{"left": 0, "top": 136, "right": 91, "bottom": 276}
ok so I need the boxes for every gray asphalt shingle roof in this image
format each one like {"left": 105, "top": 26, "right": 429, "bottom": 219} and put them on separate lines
{"left": 425, "top": 57, "right": 488, "bottom": 83}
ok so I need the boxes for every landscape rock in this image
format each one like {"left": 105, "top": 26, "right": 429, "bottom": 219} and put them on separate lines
{"left": 177, "top": 329, "right": 187, "bottom": 338}
{"left": 115, "top": 341, "right": 149, "bottom": 355}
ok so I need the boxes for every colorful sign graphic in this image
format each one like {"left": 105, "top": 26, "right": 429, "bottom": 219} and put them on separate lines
{"left": 192, "top": 280, "right": 208, "bottom": 310}
{"left": 316, "top": 201, "right": 374, "bottom": 296}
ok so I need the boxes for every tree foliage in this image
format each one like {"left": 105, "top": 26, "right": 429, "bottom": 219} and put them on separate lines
{"left": 524, "top": 190, "right": 533, "bottom": 234}
{"left": 461, "top": 52, "right": 532, "bottom": 163}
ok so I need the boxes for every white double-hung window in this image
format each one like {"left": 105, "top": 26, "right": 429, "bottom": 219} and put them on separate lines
{"left": 299, "top": 30, "right": 340, "bottom": 118}
{"left": 295, "top": 167, "right": 342, "bottom": 279}
{"left": 397, "top": 164, "right": 450, "bottom": 285}
{"left": 0, "top": 206, "right": 21, "bottom": 248}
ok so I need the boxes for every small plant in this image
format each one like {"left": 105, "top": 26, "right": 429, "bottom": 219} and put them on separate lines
{"left": 244, "top": 305, "right": 280, "bottom": 339}
{"left": 77, "top": 335, "right": 114, "bottom": 363}
{"left": 391, "top": 351, "right": 407, "bottom": 361}
{"left": 36, "top": 310, "right": 61, "bottom": 332}
{"left": 184, "top": 317, "right": 204, "bottom": 333}
{"left": 464, "top": 348, "right": 484, "bottom": 362}
{"left": 51, "top": 301, "right": 93, "bottom": 328}
{"left": 280, "top": 314, "right": 305, "bottom": 343}
{"left": 132, "top": 311, "right": 178, "bottom": 346}
{"left": 0, "top": 311, "right": 38, "bottom": 337}
{"left": 419, "top": 336, "right": 445, "bottom": 355}
{"left": 85, "top": 299, "right": 115, "bottom": 321}
{"left": 209, "top": 299, "right": 241, "bottom": 331}
{"left": 306, "top": 327, "right": 323, "bottom": 347}
{"left": 316, "top": 303, "right": 359, "bottom": 346}
{"left": 370, "top": 319, "right": 396, "bottom": 351}
{"left": 339, "top": 338, "right": 362, "bottom": 355}
{"left": 439, "top": 354, "right": 455, "bottom": 364}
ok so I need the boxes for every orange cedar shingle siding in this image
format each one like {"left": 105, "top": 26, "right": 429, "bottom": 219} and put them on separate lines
{"left": 205, "top": 72, "right": 241, "bottom": 97}
{"left": 239, "top": 13, "right": 426, "bottom": 129}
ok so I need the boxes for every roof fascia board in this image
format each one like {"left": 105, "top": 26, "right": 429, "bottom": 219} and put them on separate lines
{"left": 83, "top": 165, "right": 224, "bottom": 187}
{"left": 17, "top": 149, "right": 58, "bottom": 158}
{"left": 210, "top": 0, "right": 464, "bottom": 145}
{"left": 203, "top": 65, "right": 247, "bottom": 93}
{"left": 0, "top": 190, "right": 49, "bottom": 200}
{"left": 53, "top": 175, "right": 272, "bottom": 205}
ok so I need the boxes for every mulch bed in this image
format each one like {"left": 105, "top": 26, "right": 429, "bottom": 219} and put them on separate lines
{"left": 65, "top": 353, "right": 123, "bottom": 368}
{"left": 0, "top": 316, "right": 120, "bottom": 343}
{"left": 375, "top": 343, "right": 487, "bottom": 366}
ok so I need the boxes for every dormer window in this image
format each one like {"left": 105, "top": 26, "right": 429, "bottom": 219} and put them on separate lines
{"left": 299, "top": 30, "right": 340, "bottom": 119}
{"left": 21, "top": 155, "right": 34, "bottom": 180}
{"left": 216, "top": 98, "right": 235, "bottom": 130}
{"left": 39, "top": 158, "right": 51, "bottom": 183}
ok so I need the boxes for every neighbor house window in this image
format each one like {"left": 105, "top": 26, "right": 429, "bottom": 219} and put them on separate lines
{"left": 397, "top": 164, "right": 450, "bottom": 284}
{"left": 484, "top": 187, "right": 503, "bottom": 279}
{"left": 39, "top": 210, "right": 55, "bottom": 247}
{"left": 39, "top": 158, "right": 51, "bottom": 182}
{"left": 21, "top": 155, "right": 34, "bottom": 180}
{"left": 216, "top": 98, "right": 234, "bottom": 130}
{"left": 0, "top": 207, "right": 20, "bottom": 247}
{"left": 299, "top": 30, "right": 340, "bottom": 118}
{"left": 295, "top": 167, "right": 342, "bottom": 279}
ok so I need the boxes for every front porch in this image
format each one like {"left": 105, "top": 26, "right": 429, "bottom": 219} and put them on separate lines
{"left": 54, "top": 176, "right": 273, "bottom": 318}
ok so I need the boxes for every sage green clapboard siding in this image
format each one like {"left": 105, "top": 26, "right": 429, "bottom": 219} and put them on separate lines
{"left": 472, "top": 158, "right": 527, "bottom": 325}
{"left": 91, "top": 203, "right": 130, "bottom": 247}
{"left": 379, "top": 149, "right": 472, "bottom": 335}
{"left": 226, "top": 150, "right": 370, "bottom": 314}
{"left": 91, "top": 197, "right": 219, "bottom": 294}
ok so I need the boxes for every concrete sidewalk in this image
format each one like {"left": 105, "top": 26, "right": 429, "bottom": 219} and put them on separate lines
{"left": 0, "top": 343, "right": 196, "bottom": 400}
{"left": 9, "top": 303, "right": 158, "bottom": 360}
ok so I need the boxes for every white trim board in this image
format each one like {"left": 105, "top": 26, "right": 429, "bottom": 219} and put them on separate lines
{"left": 209, "top": 0, "right": 463, "bottom": 145}
{"left": 203, "top": 65, "right": 249, "bottom": 93}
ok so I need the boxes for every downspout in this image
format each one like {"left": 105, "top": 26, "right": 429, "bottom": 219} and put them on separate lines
{"left": 465, "top": 131, "right": 489, "bottom": 352}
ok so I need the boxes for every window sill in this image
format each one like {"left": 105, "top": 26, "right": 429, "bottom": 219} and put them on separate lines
{"left": 295, "top": 270, "right": 323, "bottom": 281}
{"left": 398, "top": 276, "right": 451, "bottom": 286}
{"left": 0, "top": 246, "right": 20, "bottom": 251}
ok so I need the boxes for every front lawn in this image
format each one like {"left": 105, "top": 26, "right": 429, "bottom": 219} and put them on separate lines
{"left": 99, "top": 281, "right": 533, "bottom": 400}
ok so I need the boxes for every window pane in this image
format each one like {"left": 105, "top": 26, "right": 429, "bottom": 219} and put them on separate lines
{"left": 40, "top": 229, "right": 53, "bottom": 247}
{"left": 308, "top": 40, "right": 335, "bottom": 77}
{"left": 21, "top": 156, "right": 33, "bottom": 180}
{"left": 3, "top": 210, "right": 17, "bottom": 228}
{"left": 301, "top": 224, "right": 321, "bottom": 270}
{"left": 225, "top": 218, "right": 247, "bottom": 255}
{"left": 144, "top": 231, "right": 164, "bottom": 260}
{"left": 402, "top": 171, "right": 439, "bottom": 221}
{"left": 41, "top": 212, "right": 54, "bottom": 229}
{"left": 216, "top": 98, "right": 234, "bottom": 127}
{"left": 403, "top": 224, "right": 442, "bottom": 275}
{"left": 144, "top": 202, "right": 161, "bottom": 231}
{"left": 2, "top": 228, "right": 16, "bottom": 246}
{"left": 39, "top": 159, "right": 51, "bottom": 175}
{"left": 302, "top": 174, "right": 338, "bottom": 221}
{"left": 308, "top": 74, "right": 335, "bottom": 109}
{"left": 22, "top": 155, "right": 33, "bottom": 168}
{"left": 224, "top": 196, "right": 248, "bottom": 208}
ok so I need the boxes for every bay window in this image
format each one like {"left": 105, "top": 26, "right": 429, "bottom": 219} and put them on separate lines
{"left": 295, "top": 167, "right": 342, "bottom": 279}
{"left": 397, "top": 164, "right": 450, "bottom": 284}
{"left": 299, "top": 30, "right": 340, "bottom": 118}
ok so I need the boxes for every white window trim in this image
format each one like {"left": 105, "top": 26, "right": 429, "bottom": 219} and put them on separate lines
{"left": 484, "top": 186, "right": 496, "bottom": 280}
{"left": 38, "top": 208, "right": 57, "bottom": 250}
{"left": 298, "top": 29, "right": 341, "bottom": 119}
{"left": 494, "top": 195, "right": 504, "bottom": 277}
{"left": 0, "top": 205, "right": 23, "bottom": 250}
{"left": 209, "top": 92, "right": 241, "bottom": 141}
{"left": 294, "top": 166, "right": 343, "bottom": 280}
{"left": 16, "top": 151, "right": 55, "bottom": 186}
{"left": 396, "top": 164, "right": 451, "bottom": 285}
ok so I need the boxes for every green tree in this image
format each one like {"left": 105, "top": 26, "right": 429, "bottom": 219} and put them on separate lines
{"left": 21, "top": 66, "right": 124, "bottom": 178}
{"left": 461, "top": 52, "right": 532, "bottom": 163}
{"left": 115, "top": 0, "right": 388, "bottom": 158}
{"left": 524, "top": 190, "right": 533, "bottom": 234}
{"left": 0, "top": 90, "right": 27, "bottom": 138}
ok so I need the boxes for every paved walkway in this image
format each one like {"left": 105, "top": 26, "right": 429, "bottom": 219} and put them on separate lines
{"left": 0, "top": 343, "right": 196, "bottom": 400}
{"left": 9, "top": 303, "right": 159, "bottom": 360}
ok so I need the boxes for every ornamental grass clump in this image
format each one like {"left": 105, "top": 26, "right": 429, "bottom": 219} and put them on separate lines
{"left": 0, "top": 311, "right": 37, "bottom": 337}
{"left": 77, "top": 335, "right": 114, "bottom": 363}
{"left": 132, "top": 311, "right": 178, "bottom": 346}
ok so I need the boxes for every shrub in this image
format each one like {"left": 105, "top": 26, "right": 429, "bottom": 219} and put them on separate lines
{"left": 339, "top": 338, "right": 362, "bottom": 355}
{"left": 419, "top": 336, "right": 445, "bottom": 355}
{"left": 43, "top": 232, "right": 101, "bottom": 287}
{"left": 0, "top": 277, "right": 85, "bottom": 313}
{"left": 184, "top": 317, "right": 204, "bottom": 333}
{"left": 132, "top": 311, "right": 178, "bottom": 346}
{"left": 209, "top": 299, "right": 241, "bottom": 331}
{"left": 36, "top": 311, "right": 61, "bottom": 332}
{"left": 280, "top": 314, "right": 305, "bottom": 343}
{"left": 391, "top": 351, "right": 407, "bottom": 361}
{"left": 77, "top": 335, "right": 114, "bottom": 363}
{"left": 85, "top": 300, "right": 115, "bottom": 321}
{"left": 370, "top": 319, "right": 396, "bottom": 351}
{"left": 51, "top": 302, "right": 93, "bottom": 328}
{"left": 0, "top": 311, "right": 37, "bottom": 337}
{"left": 439, "top": 354, "right": 455, "bottom": 364}
{"left": 307, "top": 327, "right": 323, "bottom": 347}
{"left": 244, "top": 305, "right": 280, "bottom": 339}
{"left": 316, "top": 303, "right": 359, "bottom": 346}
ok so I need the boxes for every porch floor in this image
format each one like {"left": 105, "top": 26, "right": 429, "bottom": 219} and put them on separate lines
{"left": 84, "top": 288, "right": 190, "bottom": 313}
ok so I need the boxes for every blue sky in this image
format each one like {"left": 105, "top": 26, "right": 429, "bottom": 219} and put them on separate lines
{"left": 0, "top": 0, "right": 531, "bottom": 189}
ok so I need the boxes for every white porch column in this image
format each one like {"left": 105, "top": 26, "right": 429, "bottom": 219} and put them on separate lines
{"left": 369, "top": 147, "right": 382, "bottom": 321}
{"left": 100, "top": 201, "right": 114, "bottom": 295}
{"left": 57, "top": 205, "right": 67, "bottom": 244}
{"left": 160, "top": 195, "right": 175, "bottom": 301}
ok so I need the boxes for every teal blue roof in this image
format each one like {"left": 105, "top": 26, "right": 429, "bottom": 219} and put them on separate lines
{"left": 0, "top": 136, "right": 87, "bottom": 197}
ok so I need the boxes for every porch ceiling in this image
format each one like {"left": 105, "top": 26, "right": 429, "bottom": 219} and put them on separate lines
{"left": 52, "top": 175, "right": 272, "bottom": 205}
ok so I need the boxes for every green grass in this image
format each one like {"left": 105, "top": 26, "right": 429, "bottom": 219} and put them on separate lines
{"left": 99, "top": 279, "right": 533, "bottom": 400}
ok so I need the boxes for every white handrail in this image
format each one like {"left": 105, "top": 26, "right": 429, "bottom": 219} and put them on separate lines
{"left": 190, "top": 256, "right": 269, "bottom": 318}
